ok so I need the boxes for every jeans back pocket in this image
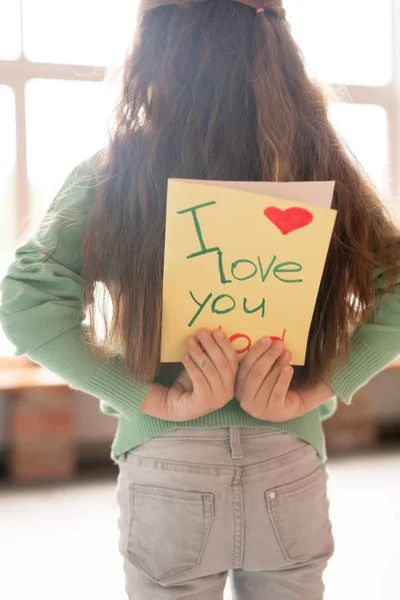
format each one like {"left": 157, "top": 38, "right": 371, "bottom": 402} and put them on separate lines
{"left": 265, "top": 465, "right": 334, "bottom": 564}
{"left": 128, "top": 484, "right": 214, "bottom": 583}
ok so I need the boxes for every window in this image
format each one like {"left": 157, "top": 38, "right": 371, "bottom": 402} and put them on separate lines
{"left": 0, "top": 85, "right": 17, "bottom": 260}
{"left": 0, "top": 84, "right": 17, "bottom": 359}
{"left": 22, "top": 0, "right": 137, "bottom": 67}
{"left": 0, "top": 1, "right": 21, "bottom": 60}
{"left": 0, "top": 0, "right": 399, "bottom": 356}
{"left": 25, "top": 79, "right": 118, "bottom": 228}
{"left": 286, "top": 0, "right": 393, "bottom": 86}
{"left": 286, "top": 0, "right": 398, "bottom": 209}
{"left": 330, "top": 103, "right": 390, "bottom": 198}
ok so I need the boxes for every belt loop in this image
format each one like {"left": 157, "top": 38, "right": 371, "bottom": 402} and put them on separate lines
{"left": 229, "top": 427, "right": 244, "bottom": 460}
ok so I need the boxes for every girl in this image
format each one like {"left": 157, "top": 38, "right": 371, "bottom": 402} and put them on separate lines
{"left": 1, "top": 0, "right": 400, "bottom": 598}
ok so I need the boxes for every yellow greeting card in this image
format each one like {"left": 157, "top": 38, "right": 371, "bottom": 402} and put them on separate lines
{"left": 161, "top": 180, "right": 336, "bottom": 364}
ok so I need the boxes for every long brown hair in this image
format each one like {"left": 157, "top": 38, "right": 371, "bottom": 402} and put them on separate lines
{"left": 81, "top": 0, "right": 400, "bottom": 386}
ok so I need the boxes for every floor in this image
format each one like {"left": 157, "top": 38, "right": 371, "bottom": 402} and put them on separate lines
{"left": 1, "top": 452, "right": 400, "bottom": 600}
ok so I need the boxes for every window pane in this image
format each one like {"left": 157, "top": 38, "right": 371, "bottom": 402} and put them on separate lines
{"left": 0, "top": 0, "right": 21, "bottom": 59}
{"left": 330, "top": 103, "right": 389, "bottom": 197}
{"left": 0, "top": 85, "right": 17, "bottom": 356}
{"left": 23, "top": 0, "right": 137, "bottom": 66}
{"left": 0, "top": 85, "right": 17, "bottom": 261}
{"left": 286, "top": 0, "right": 392, "bottom": 85}
{"left": 26, "top": 79, "right": 118, "bottom": 228}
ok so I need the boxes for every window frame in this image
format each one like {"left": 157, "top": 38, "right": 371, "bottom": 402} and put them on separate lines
{"left": 0, "top": 58, "right": 105, "bottom": 239}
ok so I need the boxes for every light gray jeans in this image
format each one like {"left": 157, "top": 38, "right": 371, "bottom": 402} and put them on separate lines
{"left": 117, "top": 427, "right": 334, "bottom": 599}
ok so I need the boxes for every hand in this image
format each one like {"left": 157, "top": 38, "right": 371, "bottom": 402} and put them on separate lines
{"left": 139, "top": 328, "right": 238, "bottom": 422}
{"left": 235, "top": 337, "right": 334, "bottom": 422}
{"left": 235, "top": 337, "right": 293, "bottom": 421}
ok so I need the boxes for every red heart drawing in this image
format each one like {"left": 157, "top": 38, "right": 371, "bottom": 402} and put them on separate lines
{"left": 264, "top": 206, "right": 313, "bottom": 235}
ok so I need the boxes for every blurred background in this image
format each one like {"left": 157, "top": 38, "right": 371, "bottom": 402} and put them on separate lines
{"left": 0, "top": 1, "right": 399, "bottom": 599}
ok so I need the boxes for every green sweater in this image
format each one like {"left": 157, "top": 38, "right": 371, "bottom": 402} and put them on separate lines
{"left": 1, "top": 152, "right": 400, "bottom": 462}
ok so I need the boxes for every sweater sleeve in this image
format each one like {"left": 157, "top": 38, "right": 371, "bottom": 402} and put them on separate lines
{"left": 0, "top": 154, "right": 150, "bottom": 419}
{"left": 328, "top": 267, "right": 400, "bottom": 404}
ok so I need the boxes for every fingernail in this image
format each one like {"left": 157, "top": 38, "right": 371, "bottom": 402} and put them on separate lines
{"left": 273, "top": 340, "right": 284, "bottom": 352}
{"left": 214, "top": 329, "right": 224, "bottom": 339}
{"left": 261, "top": 337, "right": 272, "bottom": 346}
{"left": 282, "top": 350, "right": 291, "bottom": 361}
